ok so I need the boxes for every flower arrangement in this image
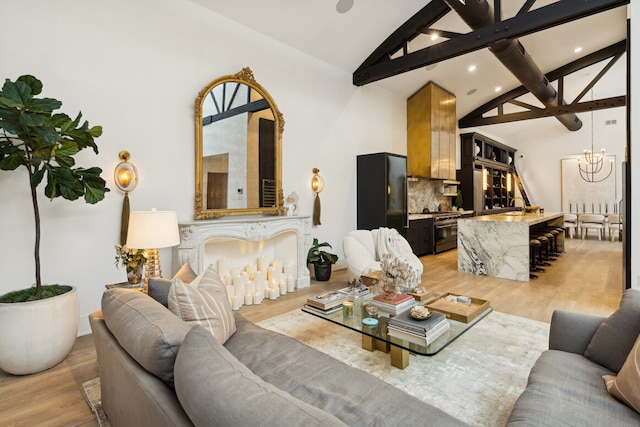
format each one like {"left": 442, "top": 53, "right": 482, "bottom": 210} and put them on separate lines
{"left": 380, "top": 253, "right": 417, "bottom": 296}
{"left": 114, "top": 245, "right": 147, "bottom": 272}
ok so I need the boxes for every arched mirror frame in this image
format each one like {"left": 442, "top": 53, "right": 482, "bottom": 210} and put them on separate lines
{"left": 195, "top": 67, "right": 285, "bottom": 219}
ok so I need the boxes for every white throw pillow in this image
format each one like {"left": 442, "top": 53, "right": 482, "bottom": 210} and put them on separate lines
{"left": 167, "top": 264, "right": 236, "bottom": 344}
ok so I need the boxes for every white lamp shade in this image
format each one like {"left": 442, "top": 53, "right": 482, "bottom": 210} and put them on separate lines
{"left": 126, "top": 211, "right": 180, "bottom": 249}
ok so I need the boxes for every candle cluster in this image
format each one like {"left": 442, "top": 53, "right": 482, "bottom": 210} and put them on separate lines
{"left": 217, "top": 256, "right": 296, "bottom": 310}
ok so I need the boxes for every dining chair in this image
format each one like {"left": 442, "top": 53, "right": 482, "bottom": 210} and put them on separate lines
{"left": 579, "top": 214, "right": 606, "bottom": 240}
{"left": 563, "top": 214, "right": 578, "bottom": 239}
{"left": 608, "top": 214, "right": 623, "bottom": 242}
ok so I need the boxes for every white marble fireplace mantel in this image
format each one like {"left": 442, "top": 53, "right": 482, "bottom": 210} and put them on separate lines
{"left": 172, "top": 215, "right": 312, "bottom": 288}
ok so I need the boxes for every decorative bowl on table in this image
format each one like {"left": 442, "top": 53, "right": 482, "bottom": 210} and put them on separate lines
{"left": 524, "top": 205, "right": 540, "bottom": 213}
{"left": 410, "top": 306, "right": 432, "bottom": 320}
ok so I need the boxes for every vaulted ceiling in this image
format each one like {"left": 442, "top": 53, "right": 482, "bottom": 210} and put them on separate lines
{"left": 190, "top": 0, "right": 628, "bottom": 133}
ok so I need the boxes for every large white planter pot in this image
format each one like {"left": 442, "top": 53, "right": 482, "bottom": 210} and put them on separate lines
{"left": 0, "top": 286, "right": 79, "bottom": 375}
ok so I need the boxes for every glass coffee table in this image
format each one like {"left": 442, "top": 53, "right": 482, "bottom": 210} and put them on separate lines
{"left": 302, "top": 294, "right": 492, "bottom": 369}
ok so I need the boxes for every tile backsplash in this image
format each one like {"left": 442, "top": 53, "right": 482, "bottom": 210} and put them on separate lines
{"left": 408, "top": 180, "right": 454, "bottom": 213}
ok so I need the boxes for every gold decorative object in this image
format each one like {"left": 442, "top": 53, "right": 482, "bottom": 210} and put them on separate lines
{"left": 114, "top": 151, "right": 138, "bottom": 245}
{"left": 311, "top": 168, "right": 324, "bottom": 226}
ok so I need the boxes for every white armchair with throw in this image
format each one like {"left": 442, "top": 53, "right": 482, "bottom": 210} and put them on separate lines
{"left": 342, "top": 228, "right": 423, "bottom": 283}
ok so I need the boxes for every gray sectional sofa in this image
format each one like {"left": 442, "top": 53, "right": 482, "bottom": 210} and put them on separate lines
{"left": 89, "top": 286, "right": 640, "bottom": 426}
{"left": 89, "top": 288, "right": 465, "bottom": 426}
{"left": 507, "top": 288, "right": 640, "bottom": 426}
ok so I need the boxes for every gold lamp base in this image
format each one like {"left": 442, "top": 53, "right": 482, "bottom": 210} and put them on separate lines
{"left": 144, "top": 248, "right": 162, "bottom": 291}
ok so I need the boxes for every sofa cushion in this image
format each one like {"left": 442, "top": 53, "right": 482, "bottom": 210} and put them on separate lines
{"left": 507, "top": 350, "right": 640, "bottom": 426}
{"left": 174, "top": 325, "right": 348, "bottom": 426}
{"left": 604, "top": 334, "right": 640, "bottom": 414}
{"left": 225, "top": 314, "right": 467, "bottom": 427}
{"left": 101, "top": 288, "right": 191, "bottom": 388}
{"left": 168, "top": 264, "right": 236, "bottom": 344}
{"left": 585, "top": 289, "right": 640, "bottom": 372}
{"left": 148, "top": 263, "right": 199, "bottom": 307}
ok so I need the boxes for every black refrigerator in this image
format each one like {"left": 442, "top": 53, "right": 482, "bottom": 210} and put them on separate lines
{"left": 356, "top": 152, "right": 407, "bottom": 236}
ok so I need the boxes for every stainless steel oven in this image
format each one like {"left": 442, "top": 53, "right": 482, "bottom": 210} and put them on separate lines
{"left": 434, "top": 212, "right": 461, "bottom": 253}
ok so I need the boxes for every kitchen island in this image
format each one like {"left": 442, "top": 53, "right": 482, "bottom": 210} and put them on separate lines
{"left": 458, "top": 212, "right": 564, "bottom": 282}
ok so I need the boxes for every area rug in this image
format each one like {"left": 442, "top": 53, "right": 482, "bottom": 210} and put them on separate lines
{"left": 257, "top": 310, "right": 549, "bottom": 427}
{"left": 81, "top": 377, "right": 111, "bottom": 427}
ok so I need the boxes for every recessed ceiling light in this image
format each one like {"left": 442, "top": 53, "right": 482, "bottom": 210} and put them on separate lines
{"left": 495, "top": 86, "right": 502, "bottom": 92}
{"left": 336, "top": 0, "right": 354, "bottom": 14}
{"left": 430, "top": 33, "right": 439, "bottom": 41}
{"left": 467, "top": 88, "right": 477, "bottom": 96}
{"left": 468, "top": 65, "right": 476, "bottom": 72}
{"left": 574, "top": 46, "right": 583, "bottom": 53}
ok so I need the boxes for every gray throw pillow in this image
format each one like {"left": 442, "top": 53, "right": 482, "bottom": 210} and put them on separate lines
{"left": 174, "top": 325, "right": 348, "bottom": 426}
{"left": 148, "top": 263, "right": 198, "bottom": 307}
{"left": 102, "top": 288, "right": 191, "bottom": 388}
{"left": 584, "top": 289, "right": 640, "bottom": 372}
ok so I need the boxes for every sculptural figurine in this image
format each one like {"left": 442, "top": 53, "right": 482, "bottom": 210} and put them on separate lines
{"left": 284, "top": 191, "right": 299, "bottom": 216}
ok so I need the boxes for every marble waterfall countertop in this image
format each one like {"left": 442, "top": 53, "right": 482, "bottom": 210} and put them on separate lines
{"left": 457, "top": 212, "right": 564, "bottom": 282}
{"left": 462, "top": 211, "right": 564, "bottom": 224}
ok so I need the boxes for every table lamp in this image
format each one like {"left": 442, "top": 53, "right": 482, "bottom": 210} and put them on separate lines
{"left": 126, "top": 210, "right": 180, "bottom": 284}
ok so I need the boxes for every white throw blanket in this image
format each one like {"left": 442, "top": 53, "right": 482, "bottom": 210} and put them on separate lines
{"left": 375, "top": 227, "right": 423, "bottom": 282}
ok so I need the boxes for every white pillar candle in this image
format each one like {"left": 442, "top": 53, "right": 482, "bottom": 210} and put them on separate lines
{"left": 224, "top": 275, "right": 233, "bottom": 286}
{"left": 225, "top": 285, "right": 234, "bottom": 299}
{"left": 244, "top": 294, "right": 253, "bottom": 305}
{"left": 245, "top": 280, "right": 255, "bottom": 296}
{"left": 269, "top": 287, "right": 279, "bottom": 300}
{"left": 254, "top": 291, "right": 263, "bottom": 305}
{"left": 257, "top": 256, "right": 268, "bottom": 272}
{"left": 245, "top": 263, "right": 257, "bottom": 274}
{"left": 272, "top": 259, "right": 282, "bottom": 273}
{"left": 287, "top": 275, "right": 295, "bottom": 292}
{"left": 279, "top": 278, "right": 287, "bottom": 295}
{"left": 283, "top": 264, "right": 295, "bottom": 278}
{"left": 217, "top": 258, "right": 230, "bottom": 278}
{"left": 267, "top": 266, "right": 276, "bottom": 281}
{"left": 255, "top": 270, "right": 267, "bottom": 282}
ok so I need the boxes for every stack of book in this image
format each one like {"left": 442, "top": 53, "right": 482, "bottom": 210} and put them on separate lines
{"left": 369, "top": 293, "right": 415, "bottom": 315}
{"left": 387, "top": 309, "right": 450, "bottom": 346}
{"left": 305, "top": 291, "right": 346, "bottom": 314}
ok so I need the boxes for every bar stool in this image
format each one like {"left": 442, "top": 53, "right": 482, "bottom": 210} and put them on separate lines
{"left": 542, "top": 227, "right": 562, "bottom": 255}
{"left": 529, "top": 239, "right": 544, "bottom": 279}
{"left": 531, "top": 234, "right": 553, "bottom": 266}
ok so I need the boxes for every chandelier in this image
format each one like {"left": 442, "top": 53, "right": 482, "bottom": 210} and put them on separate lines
{"left": 577, "top": 97, "right": 613, "bottom": 183}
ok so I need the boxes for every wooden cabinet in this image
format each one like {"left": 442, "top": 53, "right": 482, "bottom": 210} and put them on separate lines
{"left": 407, "top": 82, "right": 456, "bottom": 180}
{"left": 407, "top": 218, "right": 434, "bottom": 256}
{"left": 458, "top": 133, "right": 517, "bottom": 215}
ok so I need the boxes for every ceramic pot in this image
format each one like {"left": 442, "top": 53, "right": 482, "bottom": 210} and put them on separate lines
{"left": 0, "top": 286, "right": 79, "bottom": 375}
{"left": 313, "top": 263, "right": 332, "bottom": 281}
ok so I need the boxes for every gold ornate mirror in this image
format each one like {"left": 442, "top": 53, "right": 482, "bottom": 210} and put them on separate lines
{"left": 195, "top": 68, "right": 284, "bottom": 219}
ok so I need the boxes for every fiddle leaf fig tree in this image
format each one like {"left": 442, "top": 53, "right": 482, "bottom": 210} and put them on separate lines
{"left": 0, "top": 75, "right": 109, "bottom": 300}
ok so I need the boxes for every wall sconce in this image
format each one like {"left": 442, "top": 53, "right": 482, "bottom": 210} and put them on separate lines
{"left": 114, "top": 151, "right": 138, "bottom": 245}
{"left": 311, "top": 168, "right": 324, "bottom": 226}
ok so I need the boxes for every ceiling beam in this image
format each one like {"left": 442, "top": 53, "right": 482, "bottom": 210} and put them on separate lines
{"left": 353, "top": 0, "right": 629, "bottom": 86}
{"left": 460, "top": 96, "right": 626, "bottom": 127}
{"left": 459, "top": 41, "right": 627, "bottom": 128}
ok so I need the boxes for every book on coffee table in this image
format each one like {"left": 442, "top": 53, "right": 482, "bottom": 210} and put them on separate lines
{"left": 306, "top": 291, "right": 346, "bottom": 310}
{"left": 387, "top": 319, "right": 450, "bottom": 346}
{"left": 369, "top": 293, "right": 415, "bottom": 314}
{"left": 388, "top": 310, "right": 447, "bottom": 334}
{"left": 302, "top": 303, "right": 343, "bottom": 315}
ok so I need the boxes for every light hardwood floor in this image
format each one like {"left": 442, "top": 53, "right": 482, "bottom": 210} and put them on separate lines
{"left": 0, "top": 238, "right": 623, "bottom": 426}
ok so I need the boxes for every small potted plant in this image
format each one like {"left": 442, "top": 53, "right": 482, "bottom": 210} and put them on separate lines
{"left": 307, "top": 238, "right": 338, "bottom": 281}
{"left": 115, "top": 245, "right": 148, "bottom": 285}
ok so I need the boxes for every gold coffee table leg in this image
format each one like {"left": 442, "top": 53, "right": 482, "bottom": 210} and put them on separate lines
{"left": 390, "top": 345, "right": 409, "bottom": 369}
{"left": 362, "top": 333, "right": 375, "bottom": 351}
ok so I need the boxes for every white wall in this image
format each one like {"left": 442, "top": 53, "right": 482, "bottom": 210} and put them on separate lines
{"left": 631, "top": 5, "right": 639, "bottom": 289}
{"left": 0, "top": 0, "right": 407, "bottom": 335}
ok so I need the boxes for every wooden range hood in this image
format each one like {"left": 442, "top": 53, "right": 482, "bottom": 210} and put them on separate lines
{"left": 407, "top": 81, "right": 457, "bottom": 180}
